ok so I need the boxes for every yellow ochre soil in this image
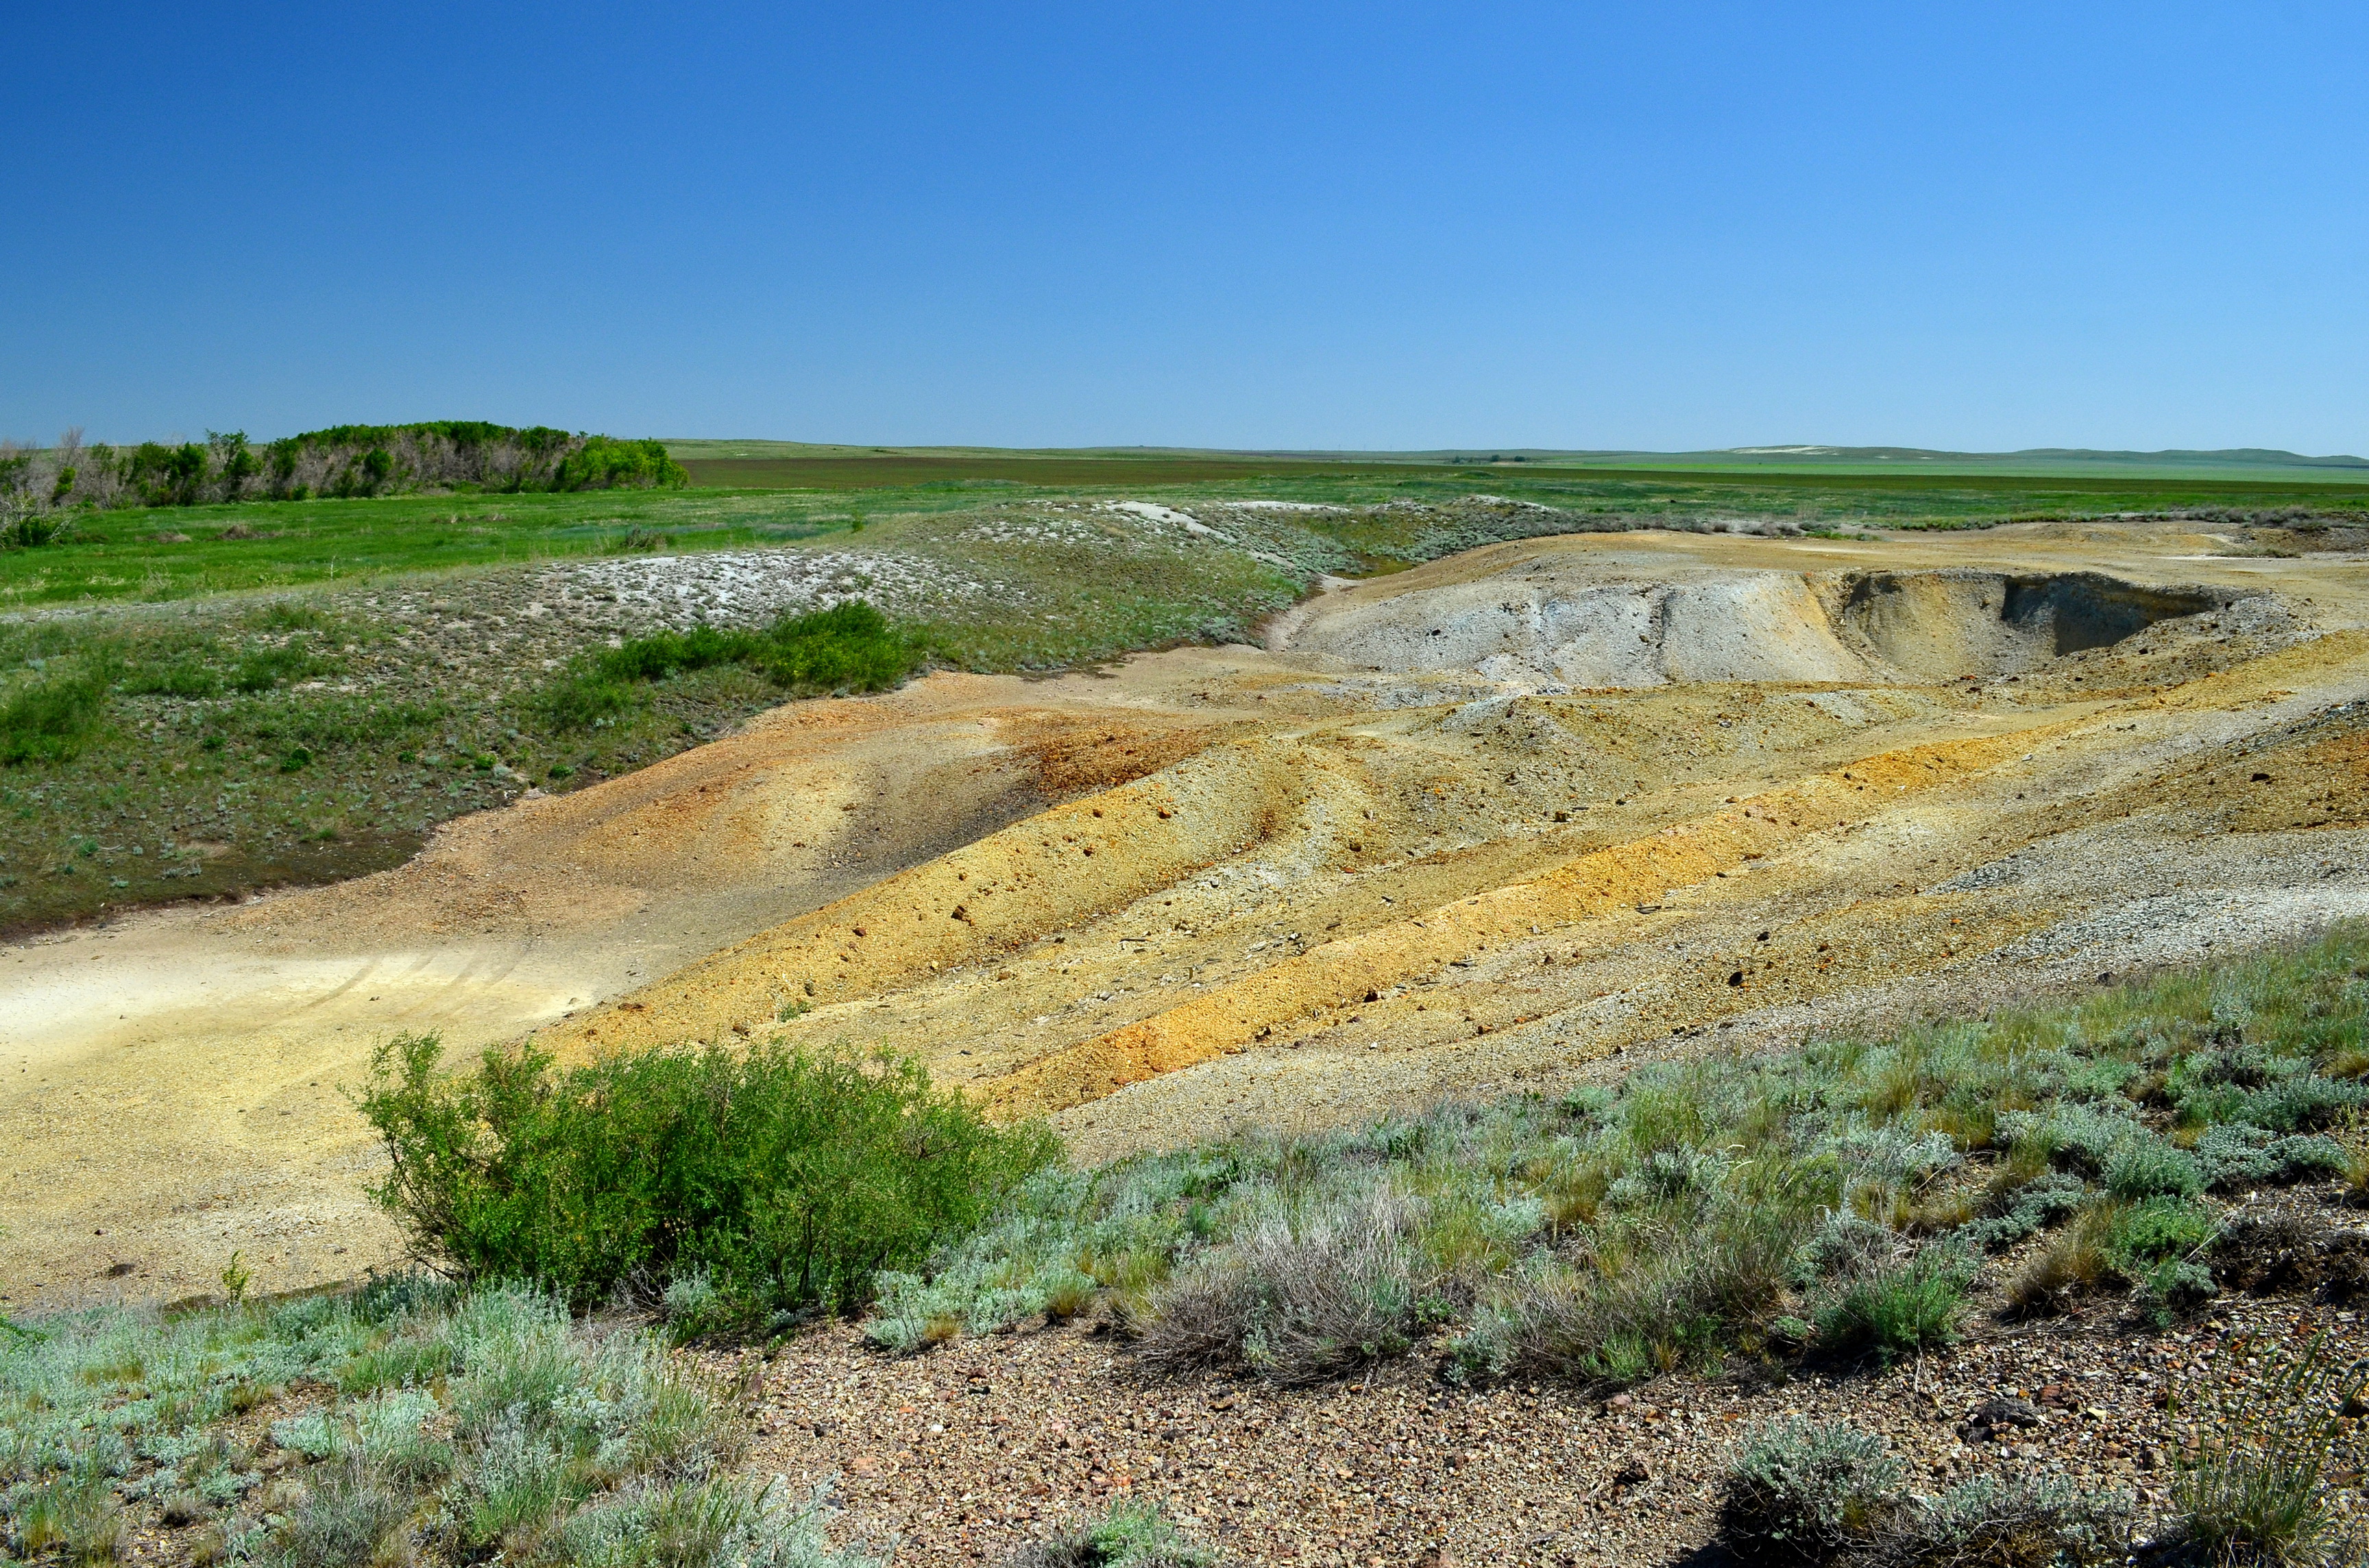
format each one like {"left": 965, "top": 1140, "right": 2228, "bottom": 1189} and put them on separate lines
{"left": 6, "top": 519, "right": 2368, "bottom": 1309}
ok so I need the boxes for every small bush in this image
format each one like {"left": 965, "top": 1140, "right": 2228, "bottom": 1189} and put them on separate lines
{"left": 1723, "top": 1417, "right": 1904, "bottom": 1559}
{"left": 2170, "top": 1332, "right": 2369, "bottom": 1568}
{"left": 1814, "top": 1249, "right": 1971, "bottom": 1362}
{"left": 359, "top": 1034, "right": 1060, "bottom": 1317}
{"left": 1860, "top": 1472, "right": 2130, "bottom": 1567}
{"left": 1724, "top": 1422, "right": 2131, "bottom": 1566}
{"left": 1134, "top": 1184, "right": 1419, "bottom": 1384}
{"left": 558, "top": 1475, "right": 870, "bottom": 1568}
{"left": 272, "top": 1451, "right": 412, "bottom": 1567}
{"left": 2104, "top": 1136, "right": 2204, "bottom": 1201}
{"left": 1004, "top": 1499, "right": 1213, "bottom": 1568}
{"left": 2198, "top": 1125, "right": 2352, "bottom": 1191}
{"left": 535, "top": 602, "right": 921, "bottom": 731}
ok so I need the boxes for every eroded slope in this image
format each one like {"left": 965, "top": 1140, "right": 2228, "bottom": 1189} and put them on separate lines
{"left": 5, "top": 519, "right": 2368, "bottom": 1307}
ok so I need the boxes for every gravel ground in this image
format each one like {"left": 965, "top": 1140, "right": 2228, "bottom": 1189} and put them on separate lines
{"left": 725, "top": 1198, "right": 2369, "bottom": 1567}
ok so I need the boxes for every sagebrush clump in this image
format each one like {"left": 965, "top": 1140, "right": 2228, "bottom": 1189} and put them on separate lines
{"left": 1722, "top": 1417, "right": 2130, "bottom": 1565}
{"left": 0, "top": 1280, "right": 872, "bottom": 1567}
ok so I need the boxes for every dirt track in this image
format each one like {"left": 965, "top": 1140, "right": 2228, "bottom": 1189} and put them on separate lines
{"left": 8, "top": 519, "right": 2369, "bottom": 1310}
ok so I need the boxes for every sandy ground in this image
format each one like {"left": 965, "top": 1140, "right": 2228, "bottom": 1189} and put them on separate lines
{"left": 7, "top": 519, "right": 2369, "bottom": 1311}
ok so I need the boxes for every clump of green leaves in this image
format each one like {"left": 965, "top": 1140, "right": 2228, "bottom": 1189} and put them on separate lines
{"left": 1005, "top": 1499, "right": 1214, "bottom": 1568}
{"left": 2169, "top": 1331, "right": 2369, "bottom": 1568}
{"left": 535, "top": 600, "right": 922, "bottom": 731}
{"left": 359, "top": 1034, "right": 1059, "bottom": 1326}
{"left": 1722, "top": 1417, "right": 2130, "bottom": 1565}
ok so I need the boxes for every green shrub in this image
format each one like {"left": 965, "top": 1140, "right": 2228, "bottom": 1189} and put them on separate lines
{"left": 2103, "top": 1135, "right": 2203, "bottom": 1201}
{"left": 2102, "top": 1195, "right": 2218, "bottom": 1267}
{"left": 1005, "top": 1499, "right": 1214, "bottom": 1568}
{"left": 359, "top": 1034, "right": 1059, "bottom": 1319}
{"left": 2197, "top": 1124, "right": 2351, "bottom": 1191}
{"left": 535, "top": 602, "right": 921, "bottom": 731}
{"left": 1813, "top": 1249, "right": 1971, "bottom": 1362}
{"left": 1723, "top": 1417, "right": 1904, "bottom": 1558}
{"left": 555, "top": 436, "right": 688, "bottom": 492}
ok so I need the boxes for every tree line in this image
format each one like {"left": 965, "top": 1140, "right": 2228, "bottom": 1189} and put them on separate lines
{"left": 0, "top": 421, "right": 685, "bottom": 528}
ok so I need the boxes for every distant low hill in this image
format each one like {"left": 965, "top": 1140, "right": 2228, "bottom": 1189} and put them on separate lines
{"left": 664, "top": 439, "right": 2369, "bottom": 488}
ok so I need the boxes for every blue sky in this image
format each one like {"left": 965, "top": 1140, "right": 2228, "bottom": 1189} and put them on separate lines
{"left": 5, "top": 3, "right": 2364, "bottom": 452}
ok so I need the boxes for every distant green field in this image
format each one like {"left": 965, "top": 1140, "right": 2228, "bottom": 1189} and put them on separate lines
{"left": 666, "top": 437, "right": 2369, "bottom": 491}
{"left": 8, "top": 457, "right": 2365, "bottom": 612}
{"left": 0, "top": 490, "right": 847, "bottom": 609}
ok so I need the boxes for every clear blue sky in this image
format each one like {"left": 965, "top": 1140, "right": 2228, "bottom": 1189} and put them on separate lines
{"left": 5, "top": 3, "right": 2364, "bottom": 454}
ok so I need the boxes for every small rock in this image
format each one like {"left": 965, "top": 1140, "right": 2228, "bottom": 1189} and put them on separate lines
{"left": 1970, "top": 1395, "right": 2043, "bottom": 1430}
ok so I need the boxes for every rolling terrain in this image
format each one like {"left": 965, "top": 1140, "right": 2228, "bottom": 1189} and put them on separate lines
{"left": 7, "top": 512, "right": 2367, "bottom": 1314}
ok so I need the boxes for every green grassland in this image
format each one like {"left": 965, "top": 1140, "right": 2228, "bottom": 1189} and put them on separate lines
{"left": 10, "top": 448, "right": 2367, "bottom": 613}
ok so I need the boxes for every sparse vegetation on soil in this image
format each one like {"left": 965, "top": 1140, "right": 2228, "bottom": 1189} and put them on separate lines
{"left": 0, "top": 1279, "right": 875, "bottom": 1568}
{"left": 10, "top": 440, "right": 2369, "bottom": 1563}
{"left": 864, "top": 927, "right": 2369, "bottom": 1391}
{"left": 14, "top": 936, "right": 2369, "bottom": 1564}
{"left": 2, "top": 452, "right": 2361, "bottom": 935}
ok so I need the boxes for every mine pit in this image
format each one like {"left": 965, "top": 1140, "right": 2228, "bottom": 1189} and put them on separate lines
{"left": 5, "top": 517, "right": 2369, "bottom": 1306}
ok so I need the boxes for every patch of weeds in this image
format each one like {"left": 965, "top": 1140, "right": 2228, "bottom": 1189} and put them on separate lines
{"left": 535, "top": 600, "right": 923, "bottom": 733}
{"left": 14, "top": 1466, "right": 125, "bottom": 1564}
{"left": 1004, "top": 1497, "right": 1214, "bottom": 1568}
{"left": 1721, "top": 1417, "right": 2130, "bottom": 1565}
{"left": 2165, "top": 1331, "right": 2369, "bottom": 1567}
{"left": 860, "top": 927, "right": 2369, "bottom": 1391}
{"left": 559, "top": 1475, "right": 873, "bottom": 1568}
{"left": 1812, "top": 1247, "right": 1973, "bottom": 1362}
{"left": 0, "top": 663, "right": 110, "bottom": 765}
